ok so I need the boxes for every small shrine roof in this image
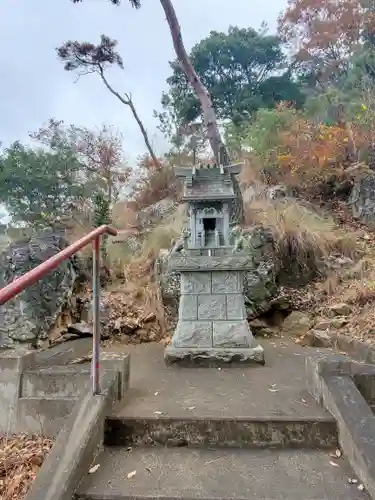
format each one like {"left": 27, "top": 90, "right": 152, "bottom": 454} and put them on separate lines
{"left": 182, "top": 172, "right": 235, "bottom": 201}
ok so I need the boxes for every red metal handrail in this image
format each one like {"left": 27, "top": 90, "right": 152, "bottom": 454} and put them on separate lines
{"left": 0, "top": 224, "right": 118, "bottom": 395}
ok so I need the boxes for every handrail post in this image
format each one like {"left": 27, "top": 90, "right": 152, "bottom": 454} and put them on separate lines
{"left": 92, "top": 236, "right": 101, "bottom": 395}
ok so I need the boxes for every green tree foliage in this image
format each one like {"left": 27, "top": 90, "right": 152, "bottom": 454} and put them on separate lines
{"left": 0, "top": 142, "right": 86, "bottom": 228}
{"left": 32, "top": 119, "right": 130, "bottom": 207}
{"left": 162, "top": 26, "right": 304, "bottom": 126}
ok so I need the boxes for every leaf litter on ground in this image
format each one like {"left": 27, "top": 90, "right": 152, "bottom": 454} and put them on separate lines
{"left": 0, "top": 433, "right": 53, "bottom": 500}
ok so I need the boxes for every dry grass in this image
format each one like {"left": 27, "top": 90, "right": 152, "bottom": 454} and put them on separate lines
{"left": 112, "top": 201, "right": 139, "bottom": 230}
{"left": 100, "top": 202, "right": 185, "bottom": 344}
{"left": 244, "top": 193, "right": 358, "bottom": 274}
{"left": 0, "top": 434, "right": 53, "bottom": 500}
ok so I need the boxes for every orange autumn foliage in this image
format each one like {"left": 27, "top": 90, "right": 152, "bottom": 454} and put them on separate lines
{"left": 275, "top": 120, "right": 354, "bottom": 189}
{"left": 278, "top": 0, "right": 375, "bottom": 77}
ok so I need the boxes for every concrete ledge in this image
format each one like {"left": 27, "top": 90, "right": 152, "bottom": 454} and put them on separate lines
{"left": 0, "top": 349, "right": 35, "bottom": 433}
{"left": 25, "top": 371, "right": 119, "bottom": 500}
{"left": 34, "top": 338, "right": 92, "bottom": 367}
{"left": 18, "top": 397, "right": 78, "bottom": 437}
{"left": 22, "top": 365, "right": 91, "bottom": 398}
{"left": 306, "top": 353, "right": 375, "bottom": 498}
{"left": 101, "top": 351, "right": 130, "bottom": 399}
{"left": 335, "top": 333, "right": 375, "bottom": 365}
{"left": 0, "top": 348, "right": 130, "bottom": 435}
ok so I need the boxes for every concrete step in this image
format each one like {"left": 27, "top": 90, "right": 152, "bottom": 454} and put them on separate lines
{"left": 104, "top": 415, "right": 338, "bottom": 449}
{"left": 18, "top": 396, "right": 78, "bottom": 436}
{"left": 74, "top": 446, "right": 370, "bottom": 500}
{"left": 22, "top": 364, "right": 91, "bottom": 398}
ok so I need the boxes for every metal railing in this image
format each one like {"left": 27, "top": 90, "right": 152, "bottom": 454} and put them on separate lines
{"left": 0, "top": 224, "right": 118, "bottom": 395}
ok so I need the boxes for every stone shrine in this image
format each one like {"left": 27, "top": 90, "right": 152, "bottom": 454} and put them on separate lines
{"left": 164, "top": 163, "right": 265, "bottom": 366}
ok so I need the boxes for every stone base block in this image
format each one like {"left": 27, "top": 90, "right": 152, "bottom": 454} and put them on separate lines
{"left": 164, "top": 345, "right": 265, "bottom": 367}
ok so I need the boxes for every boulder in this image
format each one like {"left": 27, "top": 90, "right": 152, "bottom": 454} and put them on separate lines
{"left": 155, "top": 249, "right": 180, "bottom": 313}
{"left": 349, "top": 169, "right": 375, "bottom": 227}
{"left": 314, "top": 317, "right": 348, "bottom": 330}
{"left": 137, "top": 198, "right": 181, "bottom": 228}
{"left": 243, "top": 226, "right": 279, "bottom": 318}
{"left": 327, "top": 302, "right": 352, "bottom": 317}
{"left": 0, "top": 231, "right": 86, "bottom": 348}
{"left": 303, "top": 329, "right": 333, "bottom": 348}
{"left": 281, "top": 311, "right": 312, "bottom": 338}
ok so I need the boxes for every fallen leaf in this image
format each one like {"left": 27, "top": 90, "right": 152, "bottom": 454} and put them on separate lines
{"left": 187, "top": 406, "right": 196, "bottom": 411}
{"left": 127, "top": 470, "right": 137, "bottom": 479}
{"left": 335, "top": 449, "right": 342, "bottom": 458}
{"left": 89, "top": 464, "right": 100, "bottom": 474}
{"left": 329, "top": 461, "right": 339, "bottom": 467}
{"left": 348, "top": 478, "right": 358, "bottom": 484}
{"left": 358, "top": 484, "right": 365, "bottom": 491}
{"left": 154, "top": 392, "right": 159, "bottom": 396}
{"left": 153, "top": 411, "right": 163, "bottom": 415}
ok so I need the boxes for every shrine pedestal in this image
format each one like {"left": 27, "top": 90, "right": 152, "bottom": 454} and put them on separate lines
{"left": 164, "top": 265, "right": 265, "bottom": 367}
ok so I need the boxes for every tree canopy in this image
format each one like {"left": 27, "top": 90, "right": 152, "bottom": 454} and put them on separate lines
{"left": 0, "top": 142, "right": 86, "bottom": 228}
{"left": 162, "top": 26, "right": 304, "bottom": 127}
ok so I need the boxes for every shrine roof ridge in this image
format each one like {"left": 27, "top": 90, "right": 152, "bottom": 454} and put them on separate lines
{"left": 175, "top": 162, "right": 243, "bottom": 179}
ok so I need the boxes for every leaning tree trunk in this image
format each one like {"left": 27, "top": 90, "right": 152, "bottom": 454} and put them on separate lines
{"left": 99, "top": 68, "right": 160, "bottom": 167}
{"left": 159, "top": 0, "right": 227, "bottom": 165}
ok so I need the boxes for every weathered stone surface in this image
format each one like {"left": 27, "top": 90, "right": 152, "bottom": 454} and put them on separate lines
{"left": 137, "top": 197, "right": 181, "bottom": 228}
{"left": 327, "top": 303, "right": 352, "bottom": 317}
{"left": 349, "top": 170, "right": 375, "bottom": 226}
{"left": 0, "top": 231, "right": 85, "bottom": 348}
{"left": 172, "top": 322, "right": 212, "bottom": 348}
{"left": 314, "top": 317, "right": 348, "bottom": 330}
{"left": 249, "top": 318, "right": 278, "bottom": 337}
{"left": 211, "top": 271, "right": 241, "bottom": 294}
{"left": 164, "top": 345, "right": 265, "bottom": 366}
{"left": 169, "top": 254, "right": 255, "bottom": 272}
{"left": 213, "top": 320, "right": 250, "bottom": 348}
{"left": 242, "top": 226, "right": 278, "bottom": 318}
{"left": 281, "top": 312, "right": 312, "bottom": 338}
{"left": 306, "top": 329, "right": 333, "bottom": 348}
{"left": 197, "top": 295, "right": 226, "bottom": 320}
{"left": 226, "top": 294, "right": 247, "bottom": 320}
{"left": 179, "top": 295, "right": 198, "bottom": 320}
{"left": 181, "top": 273, "right": 211, "bottom": 294}
{"left": 158, "top": 225, "right": 279, "bottom": 320}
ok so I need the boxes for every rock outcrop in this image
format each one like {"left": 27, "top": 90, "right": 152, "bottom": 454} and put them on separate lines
{"left": 349, "top": 167, "right": 375, "bottom": 226}
{"left": 0, "top": 231, "right": 85, "bottom": 348}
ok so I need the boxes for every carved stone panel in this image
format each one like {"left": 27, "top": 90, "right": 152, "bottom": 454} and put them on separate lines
{"left": 226, "top": 294, "right": 247, "bottom": 320}
{"left": 178, "top": 295, "right": 198, "bottom": 321}
{"left": 169, "top": 255, "right": 254, "bottom": 272}
{"left": 172, "top": 322, "right": 213, "bottom": 348}
{"left": 197, "top": 295, "right": 226, "bottom": 320}
{"left": 180, "top": 273, "right": 211, "bottom": 294}
{"left": 212, "top": 320, "right": 250, "bottom": 348}
{"left": 211, "top": 271, "right": 241, "bottom": 294}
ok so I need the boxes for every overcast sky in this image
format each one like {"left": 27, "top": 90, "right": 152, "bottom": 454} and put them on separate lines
{"left": 0, "top": 0, "right": 286, "bottom": 161}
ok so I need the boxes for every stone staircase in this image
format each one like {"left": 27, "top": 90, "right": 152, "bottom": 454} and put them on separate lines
{"left": 72, "top": 341, "right": 370, "bottom": 500}
{"left": 75, "top": 447, "right": 367, "bottom": 500}
{"left": 73, "top": 410, "right": 367, "bottom": 500}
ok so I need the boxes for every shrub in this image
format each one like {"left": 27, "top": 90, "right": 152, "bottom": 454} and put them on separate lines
{"left": 245, "top": 192, "right": 357, "bottom": 279}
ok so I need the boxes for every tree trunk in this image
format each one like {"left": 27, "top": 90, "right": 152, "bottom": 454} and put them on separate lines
{"left": 127, "top": 98, "right": 160, "bottom": 167}
{"left": 99, "top": 68, "right": 160, "bottom": 167}
{"left": 159, "top": 0, "right": 226, "bottom": 164}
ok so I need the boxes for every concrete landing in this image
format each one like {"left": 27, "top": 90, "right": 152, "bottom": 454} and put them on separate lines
{"left": 75, "top": 447, "right": 370, "bottom": 500}
{"left": 110, "top": 339, "right": 333, "bottom": 419}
